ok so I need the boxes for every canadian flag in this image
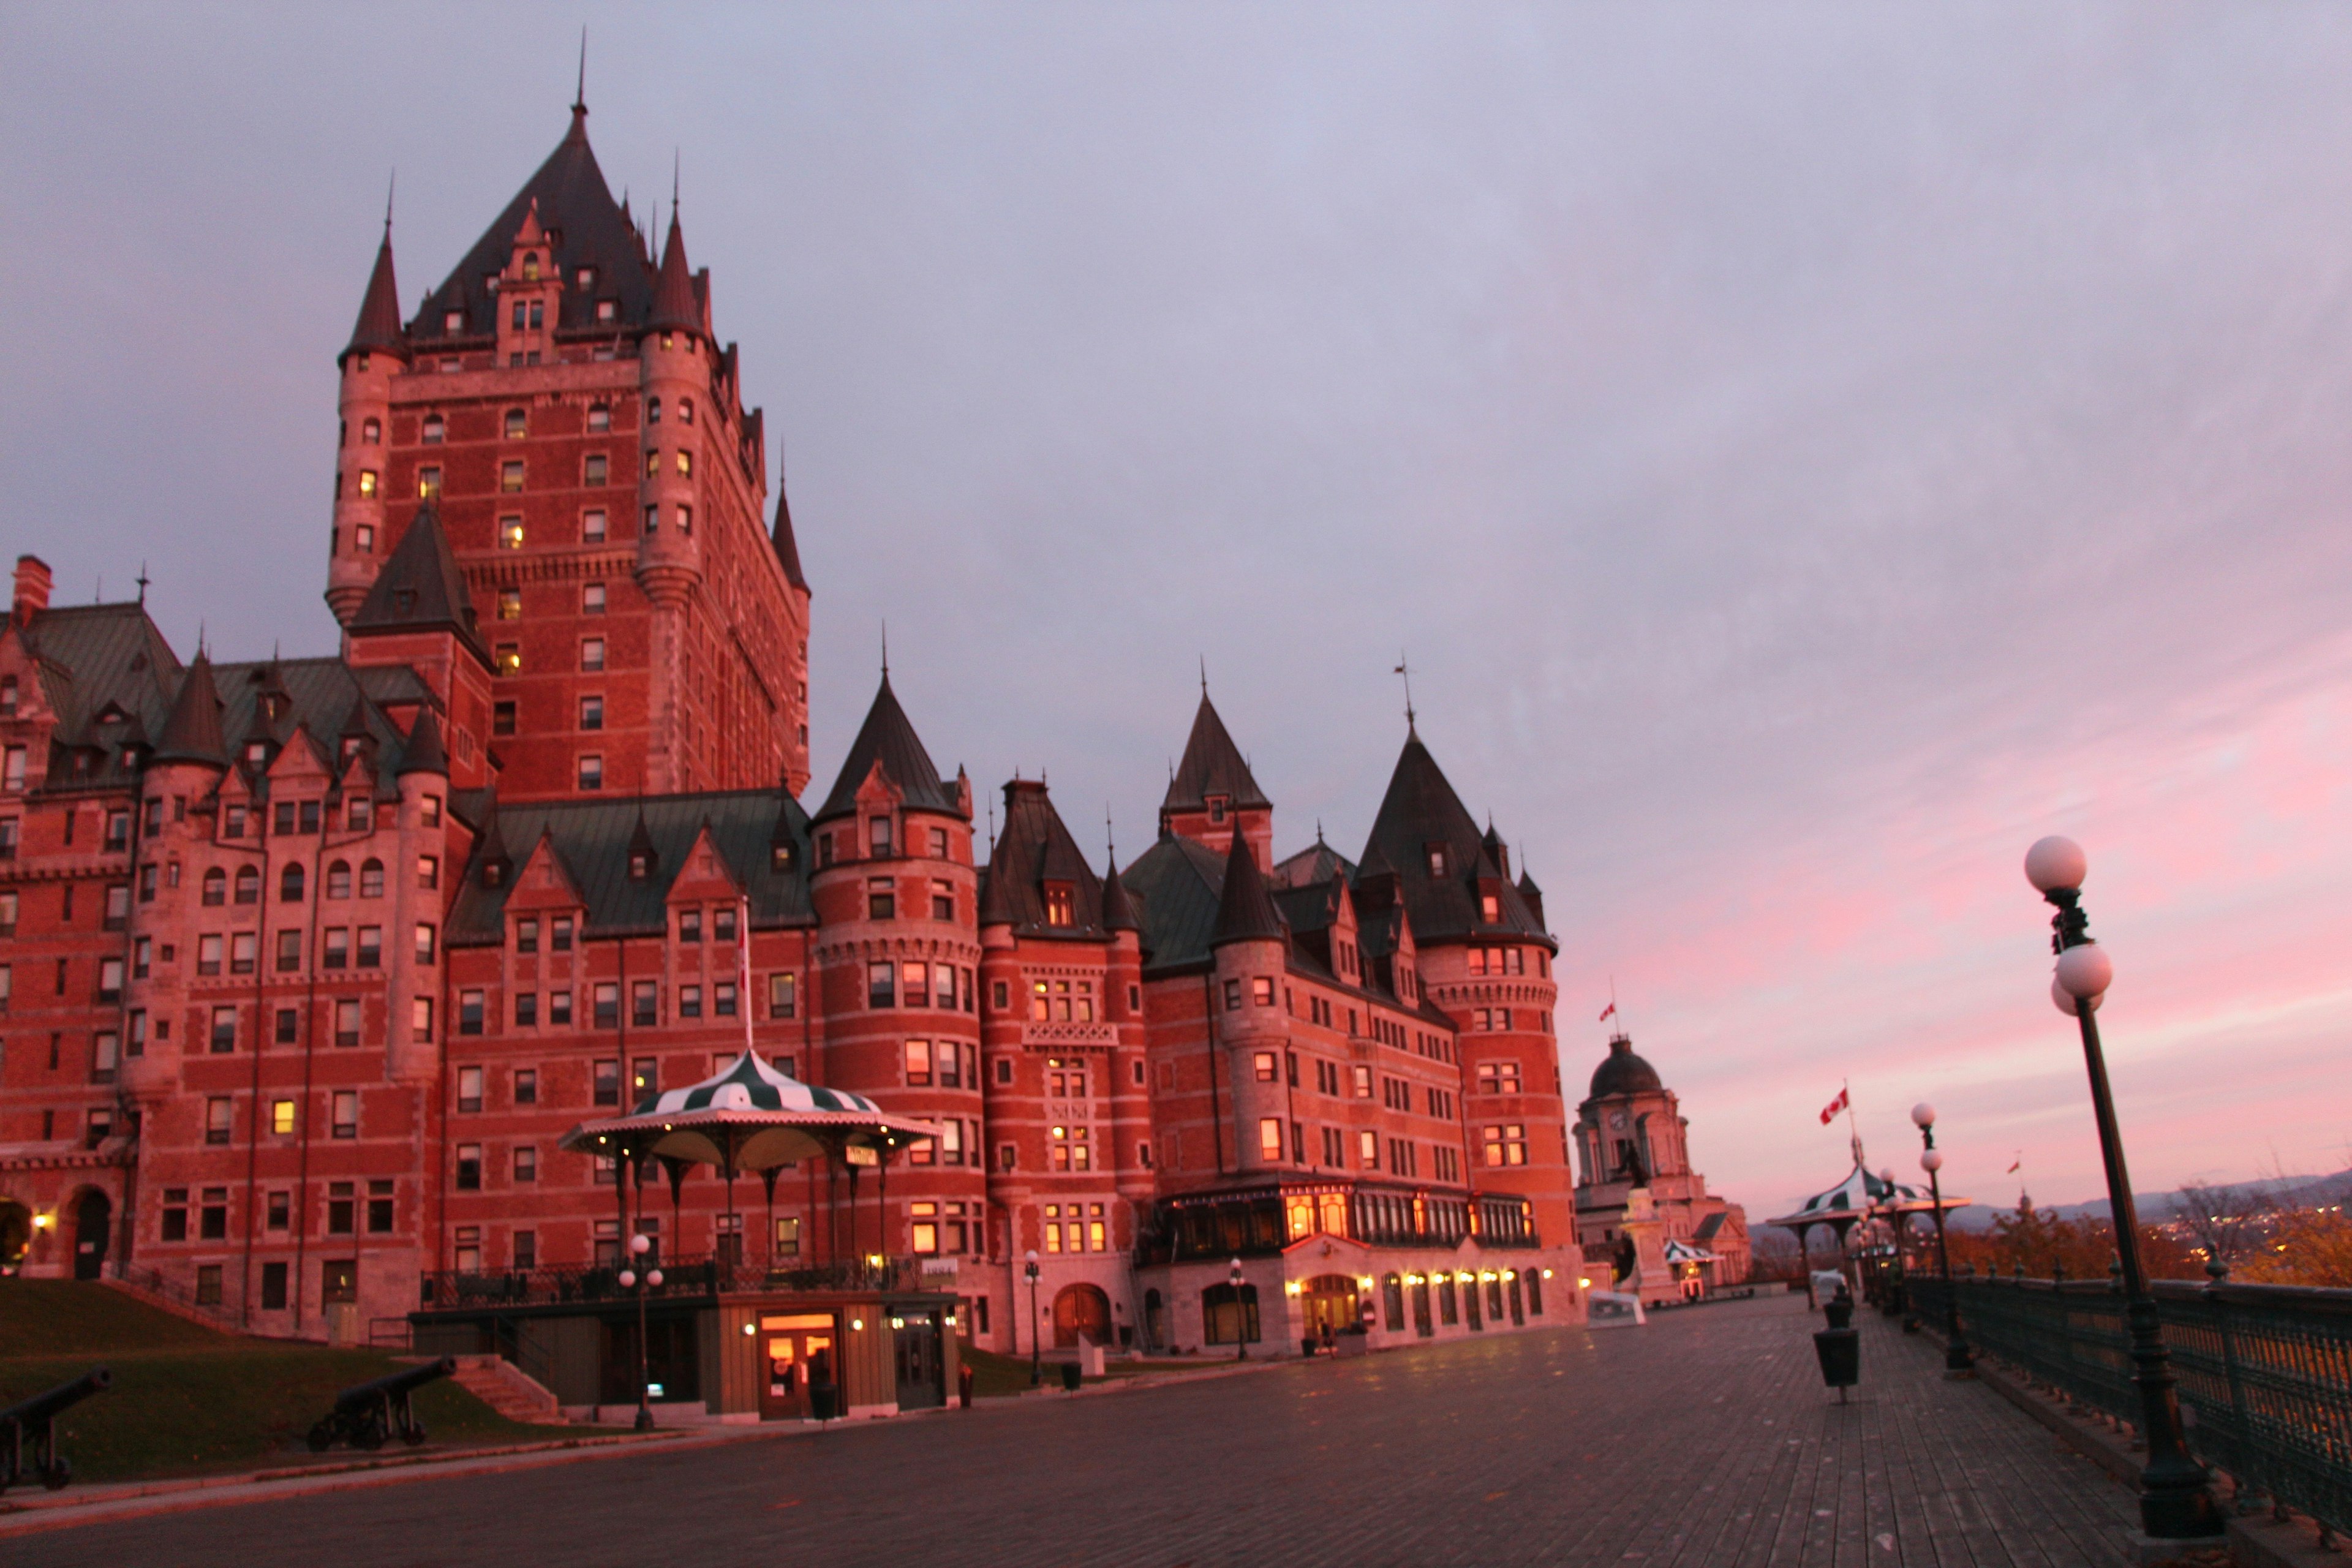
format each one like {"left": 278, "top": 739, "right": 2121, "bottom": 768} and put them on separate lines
{"left": 1597, "top": 1001, "right": 1616, "bottom": 1023}
{"left": 1819, "top": 1087, "right": 1849, "bottom": 1126}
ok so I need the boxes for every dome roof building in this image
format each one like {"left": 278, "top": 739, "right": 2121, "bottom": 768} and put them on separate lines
{"left": 1571, "top": 1031, "right": 1749, "bottom": 1306}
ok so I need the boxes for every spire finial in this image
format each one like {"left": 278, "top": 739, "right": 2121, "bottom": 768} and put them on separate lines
{"left": 197, "top": 619, "right": 206, "bottom": 658}
{"left": 880, "top": 622, "right": 889, "bottom": 680}
{"left": 1106, "top": 804, "right": 1116, "bottom": 864}
{"left": 136, "top": 562, "right": 149, "bottom": 606}
{"left": 1199, "top": 655, "right": 1208, "bottom": 698}
{"left": 384, "top": 170, "right": 395, "bottom": 238}
{"left": 574, "top": 26, "right": 587, "bottom": 115}
{"left": 672, "top": 149, "right": 680, "bottom": 219}
{"left": 1395, "top": 650, "right": 1416, "bottom": 733}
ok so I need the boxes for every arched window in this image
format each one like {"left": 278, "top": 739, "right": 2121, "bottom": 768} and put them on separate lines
{"left": 359, "top": 858, "right": 384, "bottom": 899}
{"left": 279, "top": 863, "right": 304, "bottom": 903}
{"left": 202, "top": 867, "right": 226, "bottom": 907}
{"left": 422, "top": 414, "right": 445, "bottom": 444}
{"left": 504, "top": 409, "right": 527, "bottom": 439}
{"left": 326, "top": 861, "right": 352, "bottom": 899}
{"left": 523, "top": 252, "right": 541, "bottom": 282}
{"left": 361, "top": 417, "right": 381, "bottom": 445}
{"left": 646, "top": 396, "right": 662, "bottom": 425}
{"left": 233, "top": 866, "right": 260, "bottom": 905}
{"left": 678, "top": 398, "right": 694, "bottom": 426}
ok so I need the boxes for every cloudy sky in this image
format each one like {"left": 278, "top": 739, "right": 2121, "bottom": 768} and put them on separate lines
{"left": 6, "top": 4, "right": 2350, "bottom": 1218}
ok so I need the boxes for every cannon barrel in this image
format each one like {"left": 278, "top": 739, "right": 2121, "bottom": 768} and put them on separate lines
{"left": 0, "top": 1368, "right": 113, "bottom": 1429}
{"left": 330, "top": 1357, "right": 453, "bottom": 1412}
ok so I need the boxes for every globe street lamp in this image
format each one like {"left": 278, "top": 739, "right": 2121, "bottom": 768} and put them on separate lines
{"left": 1229, "top": 1257, "right": 1247, "bottom": 1362}
{"left": 1024, "top": 1250, "right": 1042, "bottom": 1387}
{"left": 617, "top": 1232, "right": 665, "bottom": 1432}
{"left": 2025, "top": 836, "right": 2218, "bottom": 1542}
{"left": 1909, "top": 1102, "right": 1972, "bottom": 1374}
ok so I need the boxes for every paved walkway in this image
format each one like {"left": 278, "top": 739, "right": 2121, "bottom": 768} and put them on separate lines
{"left": 4, "top": 1292, "right": 2140, "bottom": 1567}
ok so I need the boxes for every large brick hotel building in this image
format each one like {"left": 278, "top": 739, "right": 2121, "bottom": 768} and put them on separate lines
{"left": 0, "top": 102, "right": 1585, "bottom": 1367}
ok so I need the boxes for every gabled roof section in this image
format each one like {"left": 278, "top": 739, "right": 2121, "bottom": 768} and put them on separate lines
{"left": 446, "top": 788, "right": 814, "bottom": 942}
{"left": 1162, "top": 694, "right": 1270, "bottom": 816}
{"left": 1099, "top": 851, "right": 1139, "bottom": 933}
{"left": 1120, "top": 831, "right": 1230, "bottom": 973}
{"left": 1356, "top": 728, "right": 1548, "bottom": 948}
{"left": 13, "top": 601, "right": 181, "bottom": 756}
{"left": 977, "top": 779, "right": 1107, "bottom": 939}
{"left": 813, "top": 673, "right": 957, "bottom": 822}
{"left": 349, "top": 505, "right": 488, "bottom": 662}
{"left": 1212, "top": 827, "right": 1283, "bottom": 948}
{"left": 413, "top": 111, "right": 658, "bottom": 342}
{"left": 153, "top": 654, "right": 228, "bottom": 767}
{"left": 342, "top": 231, "right": 407, "bottom": 364}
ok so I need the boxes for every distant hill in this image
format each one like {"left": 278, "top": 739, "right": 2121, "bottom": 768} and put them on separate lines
{"left": 1944, "top": 1168, "right": 2352, "bottom": 1231}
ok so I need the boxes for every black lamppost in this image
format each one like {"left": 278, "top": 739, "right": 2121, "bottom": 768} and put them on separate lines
{"left": 1229, "top": 1257, "right": 1248, "bottom": 1361}
{"left": 2026, "top": 835, "right": 2219, "bottom": 1542}
{"left": 1909, "top": 1101, "right": 1972, "bottom": 1373}
{"left": 1024, "top": 1250, "right": 1042, "bottom": 1387}
{"left": 617, "top": 1232, "right": 665, "bottom": 1431}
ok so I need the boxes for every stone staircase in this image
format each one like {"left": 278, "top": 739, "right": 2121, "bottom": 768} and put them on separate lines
{"left": 448, "top": 1354, "right": 565, "bottom": 1425}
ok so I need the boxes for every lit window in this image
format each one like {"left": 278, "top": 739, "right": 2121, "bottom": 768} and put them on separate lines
{"left": 504, "top": 409, "right": 527, "bottom": 439}
{"left": 1044, "top": 884, "right": 1073, "bottom": 926}
{"left": 676, "top": 450, "right": 692, "bottom": 477}
{"left": 357, "top": 469, "right": 378, "bottom": 497}
{"left": 578, "top": 755, "right": 603, "bottom": 791}
{"left": 495, "top": 643, "right": 520, "bottom": 676}
{"left": 418, "top": 466, "right": 442, "bottom": 498}
{"left": 499, "top": 517, "right": 524, "bottom": 549}
{"left": 500, "top": 461, "right": 522, "bottom": 492}
{"left": 423, "top": 413, "right": 445, "bottom": 443}
{"left": 645, "top": 449, "right": 660, "bottom": 479}
{"left": 497, "top": 587, "right": 521, "bottom": 620}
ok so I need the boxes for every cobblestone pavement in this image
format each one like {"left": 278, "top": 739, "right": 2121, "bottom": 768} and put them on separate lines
{"left": 10, "top": 1292, "right": 2139, "bottom": 1567}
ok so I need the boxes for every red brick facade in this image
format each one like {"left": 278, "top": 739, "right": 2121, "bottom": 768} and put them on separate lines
{"left": 0, "top": 107, "right": 1582, "bottom": 1358}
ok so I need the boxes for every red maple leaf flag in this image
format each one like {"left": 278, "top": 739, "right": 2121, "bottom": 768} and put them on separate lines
{"left": 1819, "top": 1087, "right": 1849, "bottom": 1126}
{"left": 1598, "top": 1001, "right": 1616, "bottom": 1023}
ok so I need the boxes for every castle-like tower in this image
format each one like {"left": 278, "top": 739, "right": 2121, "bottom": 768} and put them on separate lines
{"left": 1571, "top": 1033, "right": 1749, "bottom": 1303}
{"left": 326, "top": 99, "right": 811, "bottom": 801}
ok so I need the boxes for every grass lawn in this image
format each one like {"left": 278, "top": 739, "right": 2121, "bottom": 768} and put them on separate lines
{"left": 0, "top": 1281, "right": 566, "bottom": 1485}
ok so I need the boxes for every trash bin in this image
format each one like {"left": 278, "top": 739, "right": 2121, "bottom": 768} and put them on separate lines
{"left": 958, "top": 1362, "right": 975, "bottom": 1409}
{"left": 1059, "top": 1360, "right": 1082, "bottom": 1392}
{"left": 810, "top": 1380, "right": 839, "bottom": 1422}
{"left": 1813, "top": 1329, "right": 1860, "bottom": 1398}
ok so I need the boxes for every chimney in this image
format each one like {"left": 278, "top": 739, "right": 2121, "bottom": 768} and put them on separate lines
{"left": 13, "top": 556, "right": 53, "bottom": 622}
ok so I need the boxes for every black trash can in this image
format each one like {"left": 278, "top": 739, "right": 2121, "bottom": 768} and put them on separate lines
{"left": 1813, "top": 1328, "right": 1860, "bottom": 1398}
{"left": 1059, "top": 1361, "right": 1082, "bottom": 1392}
{"left": 810, "top": 1380, "right": 839, "bottom": 1422}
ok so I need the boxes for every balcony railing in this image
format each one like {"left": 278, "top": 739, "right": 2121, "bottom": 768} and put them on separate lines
{"left": 416, "top": 1253, "right": 927, "bottom": 1311}
{"left": 1912, "top": 1273, "right": 2352, "bottom": 1546}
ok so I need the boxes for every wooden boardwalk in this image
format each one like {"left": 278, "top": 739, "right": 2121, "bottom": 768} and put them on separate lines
{"left": 7, "top": 1291, "right": 2143, "bottom": 1566}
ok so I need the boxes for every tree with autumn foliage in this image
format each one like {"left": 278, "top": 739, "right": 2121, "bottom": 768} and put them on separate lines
{"left": 1942, "top": 1198, "right": 2198, "bottom": 1281}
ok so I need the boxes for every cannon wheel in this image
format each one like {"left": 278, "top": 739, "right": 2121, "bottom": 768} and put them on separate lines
{"left": 353, "top": 1406, "right": 388, "bottom": 1451}
{"left": 306, "top": 1419, "right": 336, "bottom": 1453}
{"left": 402, "top": 1420, "right": 428, "bottom": 1447}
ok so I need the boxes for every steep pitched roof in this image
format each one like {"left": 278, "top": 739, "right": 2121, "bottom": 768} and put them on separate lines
{"left": 1100, "top": 851, "right": 1139, "bottom": 933}
{"left": 153, "top": 653, "right": 228, "bottom": 766}
{"left": 15, "top": 601, "right": 181, "bottom": 772}
{"left": 447, "top": 788, "right": 815, "bottom": 941}
{"left": 395, "top": 706, "right": 448, "bottom": 777}
{"left": 413, "top": 111, "right": 659, "bottom": 343}
{"left": 976, "top": 780, "right": 1107, "bottom": 939}
{"left": 1355, "top": 728, "right": 1548, "bottom": 948}
{"left": 1120, "top": 831, "right": 1230, "bottom": 973}
{"left": 813, "top": 673, "right": 957, "bottom": 821}
{"left": 1211, "top": 829, "right": 1283, "bottom": 947}
{"left": 1161, "top": 693, "right": 1270, "bottom": 816}
{"left": 342, "top": 231, "right": 406, "bottom": 364}
{"left": 647, "top": 209, "right": 699, "bottom": 334}
{"left": 771, "top": 465, "right": 809, "bottom": 592}
{"left": 348, "top": 505, "right": 488, "bottom": 661}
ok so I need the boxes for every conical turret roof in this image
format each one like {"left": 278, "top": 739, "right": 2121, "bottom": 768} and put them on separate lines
{"left": 1101, "top": 851, "right": 1139, "bottom": 933}
{"left": 815, "top": 673, "right": 957, "bottom": 821}
{"left": 771, "top": 460, "right": 809, "bottom": 592}
{"left": 1357, "top": 728, "right": 1547, "bottom": 946}
{"left": 1163, "top": 693, "right": 1270, "bottom": 817}
{"left": 343, "top": 232, "right": 407, "bottom": 364}
{"left": 395, "top": 706, "right": 448, "bottom": 777}
{"left": 153, "top": 654, "right": 228, "bottom": 767}
{"left": 647, "top": 210, "right": 699, "bottom": 334}
{"left": 349, "top": 505, "right": 488, "bottom": 661}
{"left": 1211, "top": 827, "right": 1283, "bottom": 947}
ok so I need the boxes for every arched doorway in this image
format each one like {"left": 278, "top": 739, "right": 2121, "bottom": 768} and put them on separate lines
{"left": 73, "top": 1190, "right": 112, "bottom": 1281}
{"left": 1052, "top": 1283, "right": 1110, "bottom": 1348}
{"left": 0, "top": 1202, "right": 31, "bottom": 1275}
{"left": 1298, "top": 1273, "right": 1358, "bottom": 1337}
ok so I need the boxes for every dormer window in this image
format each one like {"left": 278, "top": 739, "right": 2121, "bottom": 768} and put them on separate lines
{"left": 1044, "top": 883, "right": 1074, "bottom": 927}
{"left": 1206, "top": 795, "right": 1227, "bottom": 824}
{"left": 596, "top": 300, "right": 617, "bottom": 322}
{"left": 771, "top": 842, "right": 793, "bottom": 872}
{"left": 392, "top": 589, "right": 417, "bottom": 613}
{"left": 1426, "top": 846, "right": 1448, "bottom": 877}
{"left": 523, "top": 254, "right": 541, "bottom": 282}
{"left": 630, "top": 850, "right": 652, "bottom": 880}
{"left": 246, "top": 742, "right": 268, "bottom": 766}
{"left": 869, "top": 816, "right": 892, "bottom": 856}
{"left": 1480, "top": 893, "right": 1500, "bottom": 922}
{"left": 442, "top": 311, "right": 463, "bottom": 334}
{"left": 575, "top": 266, "right": 595, "bottom": 289}
{"left": 504, "top": 409, "right": 527, "bottom": 439}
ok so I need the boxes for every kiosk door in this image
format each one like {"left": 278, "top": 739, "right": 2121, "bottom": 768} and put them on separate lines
{"left": 758, "top": 1313, "right": 837, "bottom": 1420}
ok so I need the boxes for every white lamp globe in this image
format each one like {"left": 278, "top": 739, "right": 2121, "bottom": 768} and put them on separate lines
{"left": 2025, "top": 836, "right": 2087, "bottom": 894}
{"left": 1910, "top": 1102, "right": 1936, "bottom": 1129}
{"left": 2054, "top": 943, "right": 2114, "bottom": 1001}
{"left": 618, "top": 1268, "right": 636, "bottom": 1288}
{"left": 629, "top": 1232, "right": 651, "bottom": 1257}
{"left": 2051, "top": 976, "right": 2103, "bottom": 1016}
{"left": 1921, "top": 1148, "right": 1944, "bottom": 1174}
{"left": 647, "top": 1268, "right": 663, "bottom": 1287}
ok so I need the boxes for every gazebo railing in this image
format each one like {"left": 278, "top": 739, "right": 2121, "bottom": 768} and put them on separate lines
{"left": 1910, "top": 1273, "right": 2352, "bottom": 1545}
{"left": 418, "top": 1253, "right": 925, "bottom": 1310}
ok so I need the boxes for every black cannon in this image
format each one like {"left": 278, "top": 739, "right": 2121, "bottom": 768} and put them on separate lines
{"left": 1, "top": 1366, "right": 111, "bottom": 1493}
{"left": 306, "top": 1357, "right": 453, "bottom": 1453}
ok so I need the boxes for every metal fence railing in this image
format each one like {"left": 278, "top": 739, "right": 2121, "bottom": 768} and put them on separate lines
{"left": 416, "top": 1253, "right": 926, "bottom": 1311}
{"left": 1910, "top": 1273, "right": 2352, "bottom": 1544}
